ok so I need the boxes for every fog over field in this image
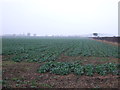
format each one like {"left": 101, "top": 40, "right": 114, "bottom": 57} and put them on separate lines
{"left": 0, "top": 0, "right": 119, "bottom": 36}
{"left": 1, "top": 1, "right": 120, "bottom": 88}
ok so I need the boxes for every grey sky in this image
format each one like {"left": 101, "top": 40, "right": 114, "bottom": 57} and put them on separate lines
{"left": 0, "top": 0, "right": 119, "bottom": 36}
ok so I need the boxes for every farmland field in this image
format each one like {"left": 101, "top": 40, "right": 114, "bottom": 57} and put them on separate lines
{"left": 2, "top": 37, "right": 120, "bottom": 88}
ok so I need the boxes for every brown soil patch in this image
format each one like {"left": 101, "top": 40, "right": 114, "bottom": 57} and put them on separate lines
{"left": 57, "top": 54, "right": 119, "bottom": 65}
{"left": 2, "top": 61, "right": 120, "bottom": 88}
{"left": 2, "top": 61, "right": 48, "bottom": 88}
{"left": 93, "top": 39, "right": 119, "bottom": 46}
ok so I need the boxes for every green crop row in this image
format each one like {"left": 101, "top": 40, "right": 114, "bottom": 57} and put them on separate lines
{"left": 38, "top": 62, "right": 120, "bottom": 76}
{"left": 2, "top": 37, "right": 119, "bottom": 62}
{"left": 64, "top": 39, "right": 119, "bottom": 58}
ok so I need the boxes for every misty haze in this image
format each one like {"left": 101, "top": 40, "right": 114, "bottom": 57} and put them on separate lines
{"left": 1, "top": 0, "right": 119, "bottom": 36}
{"left": 1, "top": 0, "right": 120, "bottom": 89}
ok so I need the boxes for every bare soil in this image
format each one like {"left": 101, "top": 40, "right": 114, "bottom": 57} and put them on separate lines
{"left": 57, "top": 54, "right": 119, "bottom": 65}
{"left": 92, "top": 39, "right": 119, "bottom": 46}
{"left": 2, "top": 55, "right": 120, "bottom": 88}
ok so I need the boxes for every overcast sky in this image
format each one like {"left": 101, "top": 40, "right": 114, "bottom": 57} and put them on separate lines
{"left": 0, "top": 0, "right": 119, "bottom": 36}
